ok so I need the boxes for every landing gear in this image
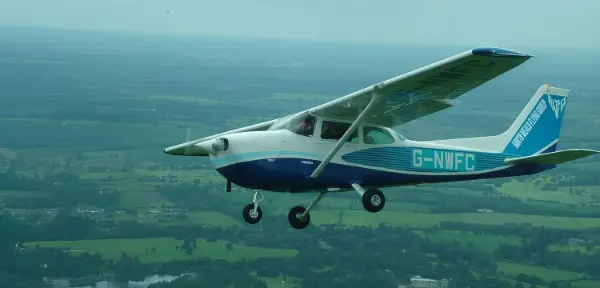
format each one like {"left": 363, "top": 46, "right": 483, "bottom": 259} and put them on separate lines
{"left": 288, "top": 206, "right": 310, "bottom": 229}
{"left": 287, "top": 192, "right": 326, "bottom": 230}
{"left": 352, "top": 183, "right": 385, "bottom": 213}
{"left": 241, "top": 185, "right": 385, "bottom": 228}
{"left": 362, "top": 188, "right": 385, "bottom": 213}
{"left": 242, "top": 191, "right": 264, "bottom": 224}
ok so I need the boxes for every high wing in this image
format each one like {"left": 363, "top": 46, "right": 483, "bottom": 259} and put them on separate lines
{"left": 309, "top": 47, "right": 533, "bottom": 127}
{"left": 165, "top": 47, "right": 533, "bottom": 158}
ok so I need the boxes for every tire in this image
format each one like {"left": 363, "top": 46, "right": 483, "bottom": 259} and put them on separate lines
{"left": 288, "top": 205, "right": 310, "bottom": 230}
{"left": 242, "top": 203, "right": 262, "bottom": 224}
{"left": 361, "top": 188, "right": 385, "bottom": 213}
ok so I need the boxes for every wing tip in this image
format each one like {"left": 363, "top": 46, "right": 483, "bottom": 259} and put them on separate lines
{"left": 541, "top": 84, "right": 570, "bottom": 95}
{"left": 471, "top": 47, "right": 534, "bottom": 58}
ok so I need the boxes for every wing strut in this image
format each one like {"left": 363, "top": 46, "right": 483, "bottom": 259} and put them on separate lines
{"left": 310, "top": 89, "right": 383, "bottom": 178}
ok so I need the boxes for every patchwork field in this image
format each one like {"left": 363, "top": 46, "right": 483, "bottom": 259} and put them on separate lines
{"left": 289, "top": 210, "right": 600, "bottom": 229}
{"left": 497, "top": 261, "right": 586, "bottom": 282}
{"left": 416, "top": 230, "right": 521, "bottom": 253}
{"left": 26, "top": 238, "right": 298, "bottom": 263}
{"left": 4, "top": 33, "right": 600, "bottom": 287}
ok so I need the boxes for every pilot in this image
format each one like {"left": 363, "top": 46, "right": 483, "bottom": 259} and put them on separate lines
{"left": 296, "top": 119, "right": 310, "bottom": 136}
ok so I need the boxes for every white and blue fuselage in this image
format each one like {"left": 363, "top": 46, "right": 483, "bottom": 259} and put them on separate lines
{"left": 163, "top": 48, "right": 599, "bottom": 229}
{"left": 210, "top": 124, "right": 553, "bottom": 193}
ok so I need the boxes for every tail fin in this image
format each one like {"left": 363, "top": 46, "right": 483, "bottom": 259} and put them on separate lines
{"left": 500, "top": 84, "right": 569, "bottom": 156}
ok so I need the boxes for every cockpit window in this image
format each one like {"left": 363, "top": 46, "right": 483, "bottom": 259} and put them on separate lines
{"left": 289, "top": 114, "right": 316, "bottom": 137}
{"left": 394, "top": 130, "right": 407, "bottom": 141}
{"left": 321, "top": 121, "right": 358, "bottom": 143}
{"left": 363, "top": 126, "right": 395, "bottom": 144}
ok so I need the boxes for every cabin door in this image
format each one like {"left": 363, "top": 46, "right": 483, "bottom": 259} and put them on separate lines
{"left": 313, "top": 120, "right": 361, "bottom": 175}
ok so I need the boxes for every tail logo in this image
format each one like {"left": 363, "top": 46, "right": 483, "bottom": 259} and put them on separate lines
{"left": 548, "top": 95, "right": 566, "bottom": 119}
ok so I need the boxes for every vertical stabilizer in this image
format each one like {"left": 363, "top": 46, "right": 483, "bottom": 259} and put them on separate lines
{"left": 501, "top": 84, "right": 569, "bottom": 156}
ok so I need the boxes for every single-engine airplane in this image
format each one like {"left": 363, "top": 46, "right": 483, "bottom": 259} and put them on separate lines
{"left": 164, "top": 47, "right": 600, "bottom": 230}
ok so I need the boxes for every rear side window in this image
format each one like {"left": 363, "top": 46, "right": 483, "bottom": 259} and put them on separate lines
{"left": 363, "top": 126, "right": 394, "bottom": 144}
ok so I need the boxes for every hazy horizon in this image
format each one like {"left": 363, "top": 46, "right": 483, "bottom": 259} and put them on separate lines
{"left": 2, "top": 24, "right": 599, "bottom": 57}
{"left": 1, "top": 0, "right": 599, "bottom": 48}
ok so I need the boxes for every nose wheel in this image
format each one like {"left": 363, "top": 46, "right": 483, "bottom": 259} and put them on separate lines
{"left": 287, "top": 192, "right": 326, "bottom": 230}
{"left": 288, "top": 206, "right": 310, "bottom": 229}
{"left": 242, "top": 191, "right": 264, "bottom": 224}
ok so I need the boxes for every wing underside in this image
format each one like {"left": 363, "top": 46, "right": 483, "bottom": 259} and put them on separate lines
{"left": 310, "top": 47, "right": 533, "bottom": 127}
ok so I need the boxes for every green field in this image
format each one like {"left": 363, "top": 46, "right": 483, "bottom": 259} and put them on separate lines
{"left": 416, "top": 230, "right": 521, "bottom": 253}
{"left": 26, "top": 238, "right": 298, "bottom": 263}
{"left": 497, "top": 261, "right": 585, "bottom": 282}
{"left": 185, "top": 211, "right": 241, "bottom": 227}
{"left": 289, "top": 210, "right": 600, "bottom": 229}
{"left": 498, "top": 179, "right": 600, "bottom": 204}
{"left": 571, "top": 280, "right": 600, "bottom": 288}
{"left": 548, "top": 244, "right": 600, "bottom": 254}
{"left": 250, "top": 271, "right": 298, "bottom": 288}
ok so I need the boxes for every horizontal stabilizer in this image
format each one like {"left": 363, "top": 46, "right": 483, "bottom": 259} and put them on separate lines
{"left": 504, "top": 149, "right": 600, "bottom": 165}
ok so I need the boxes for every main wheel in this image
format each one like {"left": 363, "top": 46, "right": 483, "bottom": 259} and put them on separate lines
{"left": 242, "top": 203, "right": 262, "bottom": 224}
{"left": 362, "top": 188, "right": 385, "bottom": 213}
{"left": 288, "top": 206, "right": 310, "bottom": 230}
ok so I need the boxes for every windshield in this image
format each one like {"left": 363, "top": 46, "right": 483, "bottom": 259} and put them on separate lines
{"left": 288, "top": 114, "right": 316, "bottom": 137}
{"left": 393, "top": 130, "right": 407, "bottom": 141}
{"left": 269, "top": 112, "right": 316, "bottom": 137}
{"left": 268, "top": 113, "right": 297, "bottom": 131}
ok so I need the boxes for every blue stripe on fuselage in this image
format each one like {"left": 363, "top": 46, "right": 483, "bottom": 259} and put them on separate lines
{"left": 212, "top": 150, "right": 321, "bottom": 168}
{"left": 341, "top": 147, "right": 511, "bottom": 173}
{"left": 215, "top": 157, "right": 554, "bottom": 193}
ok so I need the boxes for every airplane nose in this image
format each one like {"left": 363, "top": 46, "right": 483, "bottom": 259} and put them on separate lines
{"left": 163, "top": 146, "right": 180, "bottom": 155}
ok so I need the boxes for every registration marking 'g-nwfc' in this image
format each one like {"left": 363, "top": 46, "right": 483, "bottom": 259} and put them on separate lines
{"left": 413, "top": 149, "right": 475, "bottom": 172}
{"left": 511, "top": 98, "right": 547, "bottom": 149}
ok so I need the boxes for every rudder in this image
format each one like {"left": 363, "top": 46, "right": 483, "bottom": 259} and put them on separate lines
{"left": 501, "top": 84, "right": 569, "bottom": 156}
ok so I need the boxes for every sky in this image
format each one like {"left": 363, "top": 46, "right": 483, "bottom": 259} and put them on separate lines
{"left": 0, "top": 0, "right": 598, "bottom": 48}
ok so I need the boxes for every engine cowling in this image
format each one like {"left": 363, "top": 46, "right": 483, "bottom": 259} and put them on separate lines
{"left": 195, "top": 137, "right": 229, "bottom": 155}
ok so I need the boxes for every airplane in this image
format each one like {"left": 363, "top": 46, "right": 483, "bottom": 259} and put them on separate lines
{"left": 164, "top": 47, "right": 600, "bottom": 230}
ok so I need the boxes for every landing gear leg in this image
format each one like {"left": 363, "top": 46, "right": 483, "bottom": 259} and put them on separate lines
{"left": 352, "top": 183, "right": 385, "bottom": 213}
{"left": 288, "top": 192, "right": 326, "bottom": 230}
{"left": 242, "top": 191, "right": 264, "bottom": 224}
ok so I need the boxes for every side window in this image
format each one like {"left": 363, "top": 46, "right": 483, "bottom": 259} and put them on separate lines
{"left": 290, "top": 115, "right": 316, "bottom": 137}
{"left": 321, "top": 121, "right": 358, "bottom": 143}
{"left": 363, "top": 126, "right": 395, "bottom": 145}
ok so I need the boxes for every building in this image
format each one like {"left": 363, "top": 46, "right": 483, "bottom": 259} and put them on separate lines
{"left": 568, "top": 238, "right": 587, "bottom": 246}
{"left": 410, "top": 276, "right": 450, "bottom": 288}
